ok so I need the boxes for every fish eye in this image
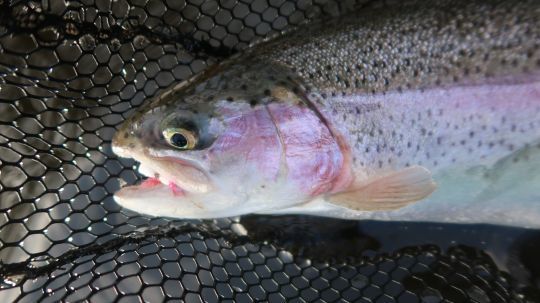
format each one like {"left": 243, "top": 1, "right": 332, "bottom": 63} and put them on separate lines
{"left": 162, "top": 128, "right": 198, "bottom": 150}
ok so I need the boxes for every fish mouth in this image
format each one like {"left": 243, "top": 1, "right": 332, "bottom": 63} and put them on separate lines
{"left": 114, "top": 154, "right": 211, "bottom": 201}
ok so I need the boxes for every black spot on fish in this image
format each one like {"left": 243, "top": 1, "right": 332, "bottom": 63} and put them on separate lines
{"left": 123, "top": 132, "right": 129, "bottom": 139}
{"left": 249, "top": 100, "right": 258, "bottom": 107}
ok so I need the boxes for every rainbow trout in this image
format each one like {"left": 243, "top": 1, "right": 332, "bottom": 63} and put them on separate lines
{"left": 112, "top": 0, "right": 540, "bottom": 227}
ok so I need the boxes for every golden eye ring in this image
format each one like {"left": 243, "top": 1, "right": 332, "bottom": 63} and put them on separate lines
{"left": 162, "top": 128, "right": 198, "bottom": 150}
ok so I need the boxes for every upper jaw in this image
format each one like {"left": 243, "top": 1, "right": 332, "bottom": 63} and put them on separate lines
{"left": 112, "top": 131, "right": 213, "bottom": 196}
{"left": 125, "top": 150, "right": 212, "bottom": 193}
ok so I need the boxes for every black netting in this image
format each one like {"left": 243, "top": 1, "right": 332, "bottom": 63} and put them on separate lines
{"left": 0, "top": 0, "right": 539, "bottom": 302}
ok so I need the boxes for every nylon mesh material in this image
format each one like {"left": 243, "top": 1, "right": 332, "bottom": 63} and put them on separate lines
{"left": 0, "top": 0, "right": 539, "bottom": 302}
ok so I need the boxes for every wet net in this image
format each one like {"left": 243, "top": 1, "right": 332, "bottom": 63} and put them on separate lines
{"left": 0, "top": 0, "right": 539, "bottom": 302}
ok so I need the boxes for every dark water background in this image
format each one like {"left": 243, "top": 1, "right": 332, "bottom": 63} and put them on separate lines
{"left": 242, "top": 216, "right": 540, "bottom": 287}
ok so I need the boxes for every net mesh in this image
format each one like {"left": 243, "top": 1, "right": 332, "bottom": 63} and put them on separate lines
{"left": 0, "top": 0, "right": 539, "bottom": 302}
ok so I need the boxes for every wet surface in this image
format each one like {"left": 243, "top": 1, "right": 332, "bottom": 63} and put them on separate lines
{"left": 243, "top": 216, "right": 540, "bottom": 288}
{"left": 2, "top": 217, "right": 540, "bottom": 302}
{"left": 0, "top": 0, "right": 539, "bottom": 302}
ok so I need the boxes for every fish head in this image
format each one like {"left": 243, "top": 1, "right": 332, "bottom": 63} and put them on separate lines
{"left": 112, "top": 63, "right": 352, "bottom": 218}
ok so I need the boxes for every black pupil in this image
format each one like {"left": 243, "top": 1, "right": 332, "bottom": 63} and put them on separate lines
{"left": 171, "top": 133, "right": 188, "bottom": 147}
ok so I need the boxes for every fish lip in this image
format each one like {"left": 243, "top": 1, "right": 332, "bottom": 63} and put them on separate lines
{"left": 117, "top": 177, "right": 166, "bottom": 194}
{"left": 121, "top": 150, "right": 212, "bottom": 196}
{"left": 154, "top": 155, "right": 212, "bottom": 190}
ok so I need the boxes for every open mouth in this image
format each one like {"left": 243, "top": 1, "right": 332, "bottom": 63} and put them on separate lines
{"left": 115, "top": 154, "right": 211, "bottom": 200}
{"left": 116, "top": 162, "right": 188, "bottom": 198}
{"left": 131, "top": 173, "right": 185, "bottom": 196}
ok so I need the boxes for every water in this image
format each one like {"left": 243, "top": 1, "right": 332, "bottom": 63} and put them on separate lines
{"left": 242, "top": 216, "right": 540, "bottom": 288}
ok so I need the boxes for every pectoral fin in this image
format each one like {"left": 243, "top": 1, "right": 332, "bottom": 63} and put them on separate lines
{"left": 328, "top": 166, "right": 437, "bottom": 211}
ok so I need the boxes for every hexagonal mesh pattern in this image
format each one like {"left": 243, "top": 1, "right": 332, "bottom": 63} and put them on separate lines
{"left": 0, "top": 0, "right": 539, "bottom": 302}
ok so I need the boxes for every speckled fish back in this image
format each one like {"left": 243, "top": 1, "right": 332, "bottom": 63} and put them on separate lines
{"left": 255, "top": 0, "right": 540, "bottom": 96}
